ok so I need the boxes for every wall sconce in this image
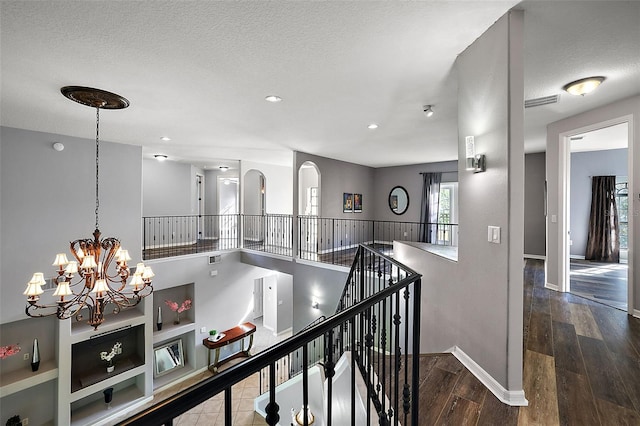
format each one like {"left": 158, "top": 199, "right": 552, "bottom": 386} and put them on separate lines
{"left": 465, "top": 136, "right": 486, "bottom": 173}
{"left": 311, "top": 301, "right": 319, "bottom": 309}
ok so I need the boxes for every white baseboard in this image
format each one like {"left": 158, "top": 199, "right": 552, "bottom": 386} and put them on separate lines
{"left": 276, "top": 327, "right": 292, "bottom": 337}
{"left": 448, "top": 346, "right": 528, "bottom": 407}
{"left": 634, "top": 309, "right": 640, "bottom": 319}
{"left": 524, "top": 254, "right": 546, "bottom": 260}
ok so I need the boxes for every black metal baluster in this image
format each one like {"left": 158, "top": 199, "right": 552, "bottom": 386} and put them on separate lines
{"left": 411, "top": 279, "right": 421, "bottom": 426}
{"left": 302, "top": 344, "right": 310, "bottom": 426}
{"left": 265, "top": 363, "right": 280, "bottom": 426}
{"left": 351, "top": 317, "right": 357, "bottom": 426}
{"left": 325, "top": 329, "right": 335, "bottom": 426}
{"left": 402, "top": 286, "right": 410, "bottom": 426}
{"left": 224, "top": 387, "right": 232, "bottom": 425}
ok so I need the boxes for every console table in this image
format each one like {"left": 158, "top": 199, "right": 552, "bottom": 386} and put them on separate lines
{"left": 202, "top": 322, "right": 256, "bottom": 373}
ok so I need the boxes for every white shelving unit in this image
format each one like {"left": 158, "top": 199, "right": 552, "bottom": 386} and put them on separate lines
{"left": 57, "top": 300, "right": 153, "bottom": 426}
{"left": 1, "top": 280, "right": 205, "bottom": 425}
{"left": 0, "top": 360, "right": 57, "bottom": 398}
{"left": 152, "top": 283, "right": 197, "bottom": 390}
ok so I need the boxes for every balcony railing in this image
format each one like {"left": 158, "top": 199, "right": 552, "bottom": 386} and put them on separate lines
{"left": 118, "top": 245, "right": 422, "bottom": 426}
{"left": 143, "top": 214, "right": 457, "bottom": 265}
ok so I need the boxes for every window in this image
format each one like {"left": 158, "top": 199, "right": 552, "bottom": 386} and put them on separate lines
{"left": 616, "top": 178, "right": 628, "bottom": 250}
{"left": 437, "top": 183, "right": 458, "bottom": 245}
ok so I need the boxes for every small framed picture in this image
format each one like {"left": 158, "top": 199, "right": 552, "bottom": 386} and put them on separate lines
{"left": 353, "top": 193, "right": 362, "bottom": 212}
{"left": 343, "top": 193, "right": 353, "bottom": 212}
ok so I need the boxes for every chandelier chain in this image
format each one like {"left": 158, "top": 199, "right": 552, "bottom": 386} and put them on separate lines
{"left": 95, "top": 107, "right": 100, "bottom": 230}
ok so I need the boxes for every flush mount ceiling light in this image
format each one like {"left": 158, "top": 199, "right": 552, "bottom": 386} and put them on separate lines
{"left": 24, "top": 86, "right": 154, "bottom": 330}
{"left": 154, "top": 154, "right": 168, "bottom": 161}
{"left": 265, "top": 95, "right": 282, "bottom": 103}
{"left": 367, "top": 123, "right": 378, "bottom": 129}
{"left": 160, "top": 136, "right": 171, "bottom": 141}
{"left": 219, "top": 166, "right": 229, "bottom": 172}
{"left": 423, "top": 105, "right": 434, "bottom": 118}
{"left": 563, "top": 76, "right": 605, "bottom": 96}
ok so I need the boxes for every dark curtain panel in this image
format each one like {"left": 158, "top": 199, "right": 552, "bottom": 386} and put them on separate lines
{"left": 419, "top": 172, "right": 442, "bottom": 243}
{"left": 585, "top": 175, "right": 620, "bottom": 263}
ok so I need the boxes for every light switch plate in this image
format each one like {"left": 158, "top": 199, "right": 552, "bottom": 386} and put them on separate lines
{"left": 488, "top": 226, "right": 501, "bottom": 244}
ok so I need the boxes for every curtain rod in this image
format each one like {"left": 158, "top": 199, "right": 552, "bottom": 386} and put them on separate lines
{"left": 419, "top": 171, "right": 458, "bottom": 175}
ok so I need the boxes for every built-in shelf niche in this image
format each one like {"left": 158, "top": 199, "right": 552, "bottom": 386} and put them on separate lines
{"left": 71, "top": 324, "right": 145, "bottom": 393}
{"left": 0, "top": 316, "right": 57, "bottom": 398}
{"left": 152, "top": 283, "right": 197, "bottom": 390}
{"left": 154, "top": 283, "right": 195, "bottom": 331}
{"left": 152, "top": 331, "right": 196, "bottom": 390}
{"left": 70, "top": 374, "right": 148, "bottom": 426}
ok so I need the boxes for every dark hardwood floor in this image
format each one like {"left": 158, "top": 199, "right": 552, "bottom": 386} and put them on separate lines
{"left": 415, "top": 259, "right": 640, "bottom": 425}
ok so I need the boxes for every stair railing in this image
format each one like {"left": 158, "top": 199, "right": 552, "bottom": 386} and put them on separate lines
{"left": 119, "top": 245, "right": 421, "bottom": 426}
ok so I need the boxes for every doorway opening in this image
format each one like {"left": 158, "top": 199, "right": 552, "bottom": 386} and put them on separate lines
{"left": 298, "top": 161, "right": 320, "bottom": 257}
{"left": 565, "top": 122, "right": 630, "bottom": 311}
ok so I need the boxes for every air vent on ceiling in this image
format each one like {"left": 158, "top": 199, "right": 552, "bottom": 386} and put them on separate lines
{"left": 209, "top": 255, "right": 221, "bottom": 264}
{"left": 524, "top": 94, "right": 560, "bottom": 108}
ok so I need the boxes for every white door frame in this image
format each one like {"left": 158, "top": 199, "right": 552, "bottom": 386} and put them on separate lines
{"left": 558, "top": 115, "right": 634, "bottom": 314}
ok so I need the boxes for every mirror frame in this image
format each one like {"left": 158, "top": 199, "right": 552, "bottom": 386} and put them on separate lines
{"left": 389, "top": 186, "right": 410, "bottom": 215}
{"left": 153, "top": 339, "right": 185, "bottom": 378}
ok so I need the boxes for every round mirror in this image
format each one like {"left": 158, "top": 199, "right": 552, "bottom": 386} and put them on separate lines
{"left": 389, "top": 186, "right": 409, "bottom": 215}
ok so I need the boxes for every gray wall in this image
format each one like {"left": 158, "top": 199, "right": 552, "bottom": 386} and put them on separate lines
{"left": 434, "top": 11, "right": 523, "bottom": 393}
{"left": 373, "top": 161, "right": 458, "bottom": 222}
{"left": 0, "top": 127, "right": 143, "bottom": 323}
{"left": 294, "top": 152, "right": 375, "bottom": 219}
{"left": 143, "top": 159, "right": 192, "bottom": 216}
{"left": 291, "top": 263, "right": 349, "bottom": 333}
{"left": 524, "top": 153, "right": 546, "bottom": 257}
{"left": 570, "top": 148, "right": 627, "bottom": 257}
{"left": 546, "top": 95, "right": 639, "bottom": 309}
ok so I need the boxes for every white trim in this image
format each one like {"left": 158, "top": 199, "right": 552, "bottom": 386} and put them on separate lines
{"left": 569, "top": 255, "right": 585, "bottom": 260}
{"left": 524, "top": 254, "right": 546, "bottom": 260}
{"left": 447, "top": 346, "right": 528, "bottom": 407}
{"left": 295, "top": 257, "right": 350, "bottom": 273}
{"left": 633, "top": 309, "right": 640, "bottom": 319}
{"left": 545, "top": 282, "right": 560, "bottom": 291}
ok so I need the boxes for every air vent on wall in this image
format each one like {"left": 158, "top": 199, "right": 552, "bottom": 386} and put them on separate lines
{"left": 524, "top": 94, "right": 560, "bottom": 108}
{"left": 209, "top": 255, "right": 221, "bottom": 264}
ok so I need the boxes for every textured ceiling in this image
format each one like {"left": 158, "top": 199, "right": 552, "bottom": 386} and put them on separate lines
{"left": 1, "top": 1, "right": 638, "bottom": 168}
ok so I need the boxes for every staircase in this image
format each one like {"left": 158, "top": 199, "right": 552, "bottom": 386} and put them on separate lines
{"left": 118, "top": 244, "right": 422, "bottom": 426}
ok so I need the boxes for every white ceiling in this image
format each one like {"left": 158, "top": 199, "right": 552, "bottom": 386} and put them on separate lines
{"left": 570, "top": 122, "right": 629, "bottom": 153}
{"left": 1, "top": 1, "right": 638, "bottom": 169}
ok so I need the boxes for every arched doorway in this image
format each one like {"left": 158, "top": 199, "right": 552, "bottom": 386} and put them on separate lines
{"left": 298, "top": 162, "right": 320, "bottom": 256}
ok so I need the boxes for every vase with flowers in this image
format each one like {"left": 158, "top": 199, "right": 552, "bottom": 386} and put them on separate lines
{"left": 165, "top": 299, "right": 192, "bottom": 324}
{"left": 100, "top": 342, "right": 122, "bottom": 373}
{"left": 0, "top": 344, "right": 21, "bottom": 360}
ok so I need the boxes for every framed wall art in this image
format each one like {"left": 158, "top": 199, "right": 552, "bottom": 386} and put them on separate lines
{"left": 343, "top": 193, "right": 353, "bottom": 212}
{"left": 353, "top": 193, "right": 362, "bottom": 212}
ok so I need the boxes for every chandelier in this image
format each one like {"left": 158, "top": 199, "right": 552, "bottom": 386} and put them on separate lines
{"left": 24, "top": 86, "right": 154, "bottom": 330}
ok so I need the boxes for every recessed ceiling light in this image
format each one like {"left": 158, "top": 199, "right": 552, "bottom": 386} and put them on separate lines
{"left": 219, "top": 166, "right": 229, "bottom": 172}
{"left": 563, "top": 76, "right": 605, "bottom": 96}
{"left": 265, "top": 95, "right": 282, "bottom": 103}
{"left": 160, "top": 136, "right": 171, "bottom": 141}
{"left": 154, "top": 154, "right": 168, "bottom": 161}
{"left": 367, "top": 123, "right": 378, "bottom": 129}
{"left": 423, "top": 105, "right": 434, "bottom": 117}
